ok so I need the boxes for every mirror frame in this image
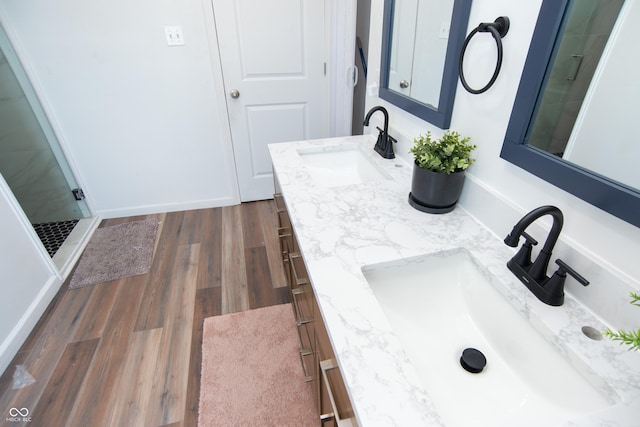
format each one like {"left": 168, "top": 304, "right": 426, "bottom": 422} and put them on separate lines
{"left": 379, "top": 0, "right": 472, "bottom": 129}
{"left": 500, "top": 0, "right": 640, "bottom": 228}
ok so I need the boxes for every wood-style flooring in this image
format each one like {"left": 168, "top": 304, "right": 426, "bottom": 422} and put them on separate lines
{"left": 0, "top": 201, "right": 290, "bottom": 427}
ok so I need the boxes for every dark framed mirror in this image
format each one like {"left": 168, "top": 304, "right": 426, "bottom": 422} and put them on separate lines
{"left": 379, "top": 0, "right": 472, "bottom": 129}
{"left": 501, "top": 0, "right": 639, "bottom": 228}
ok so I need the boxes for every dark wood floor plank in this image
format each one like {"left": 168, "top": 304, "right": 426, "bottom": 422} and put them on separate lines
{"left": 148, "top": 244, "right": 199, "bottom": 426}
{"left": 107, "top": 328, "right": 163, "bottom": 426}
{"left": 65, "top": 275, "right": 147, "bottom": 425}
{"left": 72, "top": 280, "right": 120, "bottom": 341}
{"left": 275, "top": 286, "right": 292, "bottom": 305}
{"left": 196, "top": 208, "right": 223, "bottom": 289}
{"left": 0, "top": 351, "right": 29, "bottom": 399}
{"left": 33, "top": 338, "right": 100, "bottom": 424}
{"left": 196, "top": 286, "right": 223, "bottom": 319}
{"left": 0, "top": 285, "right": 93, "bottom": 416}
{"left": 241, "top": 200, "right": 266, "bottom": 249}
{"left": 17, "top": 285, "right": 70, "bottom": 354}
{"left": 177, "top": 209, "right": 206, "bottom": 246}
{"left": 134, "top": 211, "right": 184, "bottom": 331}
{"left": 246, "top": 246, "right": 277, "bottom": 309}
{"left": 221, "top": 205, "right": 249, "bottom": 313}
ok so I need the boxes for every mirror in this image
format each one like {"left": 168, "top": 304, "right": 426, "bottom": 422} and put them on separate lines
{"left": 379, "top": 0, "right": 472, "bottom": 129}
{"left": 501, "top": 0, "right": 640, "bottom": 228}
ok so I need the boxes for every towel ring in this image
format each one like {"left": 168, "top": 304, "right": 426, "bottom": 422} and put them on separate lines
{"left": 459, "top": 16, "right": 510, "bottom": 94}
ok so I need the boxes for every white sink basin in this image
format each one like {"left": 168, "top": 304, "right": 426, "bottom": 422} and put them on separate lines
{"left": 363, "top": 249, "right": 615, "bottom": 427}
{"left": 297, "top": 146, "right": 391, "bottom": 187}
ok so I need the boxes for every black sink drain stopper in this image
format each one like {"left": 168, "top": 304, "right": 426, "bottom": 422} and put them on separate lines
{"left": 460, "top": 348, "right": 486, "bottom": 373}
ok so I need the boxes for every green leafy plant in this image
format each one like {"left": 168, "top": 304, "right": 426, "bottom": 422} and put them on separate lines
{"left": 603, "top": 292, "right": 640, "bottom": 351}
{"left": 410, "top": 130, "right": 476, "bottom": 174}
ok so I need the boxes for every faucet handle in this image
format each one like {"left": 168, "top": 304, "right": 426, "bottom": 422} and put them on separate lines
{"left": 553, "top": 259, "right": 589, "bottom": 286}
{"left": 510, "top": 231, "right": 538, "bottom": 269}
{"left": 541, "top": 259, "right": 589, "bottom": 306}
{"left": 521, "top": 231, "right": 538, "bottom": 246}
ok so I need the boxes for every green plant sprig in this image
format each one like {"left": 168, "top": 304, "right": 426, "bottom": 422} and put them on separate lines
{"left": 603, "top": 292, "right": 640, "bottom": 351}
{"left": 410, "top": 130, "right": 476, "bottom": 174}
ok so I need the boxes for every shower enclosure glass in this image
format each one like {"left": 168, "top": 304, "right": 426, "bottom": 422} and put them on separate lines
{"left": 0, "top": 26, "right": 90, "bottom": 257}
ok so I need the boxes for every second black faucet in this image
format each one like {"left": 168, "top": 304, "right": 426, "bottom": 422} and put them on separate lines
{"left": 363, "top": 106, "right": 396, "bottom": 159}
{"left": 504, "top": 205, "right": 589, "bottom": 306}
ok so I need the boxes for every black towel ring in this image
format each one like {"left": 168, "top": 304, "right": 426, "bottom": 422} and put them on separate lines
{"left": 459, "top": 17, "right": 510, "bottom": 94}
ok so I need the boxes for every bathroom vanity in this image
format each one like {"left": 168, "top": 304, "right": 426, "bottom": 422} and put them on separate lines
{"left": 268, "top": 134, "right": 640, "bottom": 426}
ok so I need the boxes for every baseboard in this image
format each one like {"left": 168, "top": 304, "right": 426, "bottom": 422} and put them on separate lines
{"left": 0, "top": 275, "right": 62, "bottom": 375}
{"left": 53, "top": 216, "right": 101, "bottom": 280}
{"left": 97, "top": 195, "right": 240, "bottom": 219}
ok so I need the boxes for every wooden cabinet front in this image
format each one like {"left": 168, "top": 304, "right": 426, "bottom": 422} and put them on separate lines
{"left": 274, "top": 193, "right": 358, "bottom": 426}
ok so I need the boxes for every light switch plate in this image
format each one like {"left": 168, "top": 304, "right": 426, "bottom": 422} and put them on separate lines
{"left": 164, "top": 26, "right": 184, "bottom": 46}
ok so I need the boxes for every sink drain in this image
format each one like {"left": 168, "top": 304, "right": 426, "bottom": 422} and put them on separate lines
{"left": 582, "top": 325, "right": 603, "bottom": 341}
{"left": 460, "top": 348, "right": 486, "bottom": 373}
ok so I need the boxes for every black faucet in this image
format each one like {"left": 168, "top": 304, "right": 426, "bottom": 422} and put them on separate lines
{"left": 504, "top": 205, "right": 589, "bottom": 306}
{"left": 363, "top": 106, "right": 396, "bottom": 159}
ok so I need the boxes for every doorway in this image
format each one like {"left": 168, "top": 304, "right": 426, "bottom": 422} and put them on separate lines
{"left": 0, "top": 27, "right": 92, "bottom": 261}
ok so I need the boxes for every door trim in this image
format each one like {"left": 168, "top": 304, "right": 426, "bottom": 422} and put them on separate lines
{"left": 328, "top": 0, "right": 358, "bottom": 137}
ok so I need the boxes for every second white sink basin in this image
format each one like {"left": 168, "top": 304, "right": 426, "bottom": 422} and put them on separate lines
{"left": 363, "top": 249, "right": 615, "bottom": 427}
{"left": 297, "top": 145, "right": 390, "bottom": 187}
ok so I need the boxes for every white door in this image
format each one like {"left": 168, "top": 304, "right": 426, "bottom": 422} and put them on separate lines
{"left": 388, "top": 0, "right": 418, "bottom": 97}
{"left": 213, "top": 0, "right": 330, "bottom": 201}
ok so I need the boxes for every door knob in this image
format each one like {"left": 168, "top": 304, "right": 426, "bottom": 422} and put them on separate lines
{"left": 399, "top": 80, "right": 410, "bottom": 89}
{"left": 230, "top": 89, "right": 240, "bottom": 99}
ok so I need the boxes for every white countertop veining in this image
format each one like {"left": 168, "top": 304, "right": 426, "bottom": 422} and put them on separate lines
{"left": 268, "top": 135, "right": 640, "bottom": 427}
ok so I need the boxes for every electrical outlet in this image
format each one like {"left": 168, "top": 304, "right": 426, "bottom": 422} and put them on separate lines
{"left": 164, "top": 25, "right": 184, "bottom": 46}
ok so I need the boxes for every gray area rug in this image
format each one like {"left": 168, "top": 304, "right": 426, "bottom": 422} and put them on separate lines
{"left": 69, "top": 218, "right": 159, "bottom": 289}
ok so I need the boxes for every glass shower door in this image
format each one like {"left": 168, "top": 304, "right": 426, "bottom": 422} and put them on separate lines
{"left": 0, "top": 27, "right": 90, "bottom": 257}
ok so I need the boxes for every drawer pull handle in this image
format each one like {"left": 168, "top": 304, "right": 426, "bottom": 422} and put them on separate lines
{"left": 298, "top": 349, "right": 313, "bottom": 382}
{"left": 291, "top": 288, "right": 311, "bottom": 325}
{"left": 320, "top": 359, "right": 355, "bottom": 425}
{"left": 288, "top": 253, "right": 309, "bottom": 286}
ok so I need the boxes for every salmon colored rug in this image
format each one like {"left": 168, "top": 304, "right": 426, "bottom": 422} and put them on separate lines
{"left": 198, "top": 304, "right": 317, "bottom": 426}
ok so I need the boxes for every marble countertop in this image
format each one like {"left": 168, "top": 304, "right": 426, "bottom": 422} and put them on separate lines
{"left": 268, "top": 135, "right": 640, "bottom": 427}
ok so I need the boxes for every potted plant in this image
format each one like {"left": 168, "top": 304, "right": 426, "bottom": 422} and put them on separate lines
{"left": 409, "top": 130, "right": 476, "bottom": 213}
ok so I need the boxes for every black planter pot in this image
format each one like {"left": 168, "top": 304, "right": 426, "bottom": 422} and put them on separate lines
{"left": 409, "top": 161, "right": 466, "bottom": 213}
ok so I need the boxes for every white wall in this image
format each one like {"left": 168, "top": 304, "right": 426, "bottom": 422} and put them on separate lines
{"left": 0, "top": 178, "right": 60, "bottom": 374}
{"left": 0, "top": 0, "right": 239, "bottom": 218}
{"left": 367, "top": 0, "right": 640, "bottom": 328}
